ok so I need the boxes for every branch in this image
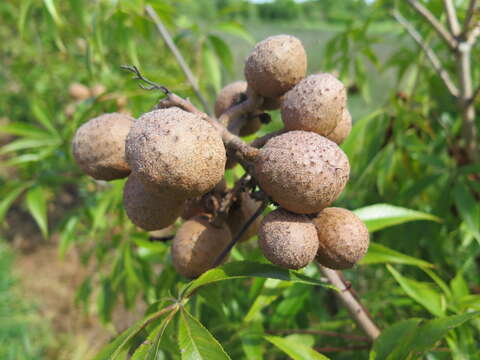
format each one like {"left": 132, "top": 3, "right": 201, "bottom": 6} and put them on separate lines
{"left": 443, "top": 0, "right": 461, "bottom": 36}
{"left": 407, "top": 0, "right": 458, "bottom": 49}
{"left": 213, "top": 199, "right": 268, "bottom": 267}
{"left": 316, "top": 263, "right": 381, "bottom": 341}
{"left": 462, "top": 0, "right": 478, "bottom": 37}
{"left": 472, "top": 84, "right": 480, "bottom": 104}
{"left": 392, "top": 9, "right": 460, "bottom": 98}
{"left": 144, "top": 5, "right": 210, "bottom": 114}
{"left": 211, "top": 174, "right": 251, "bottom": 227}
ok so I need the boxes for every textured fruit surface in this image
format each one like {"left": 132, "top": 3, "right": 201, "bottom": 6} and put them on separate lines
{"left": 171, "top": 215, "right": 231, "bottom": 278}
{"left": 313, "top": 207, "right": 369, "bottom": 269}
{"left": 215, "top": 81, "right": 261, "bottom": 136}
{"left": 244, "top": 35, "right": 307, "bottom": 98}
{"left": 226, "top": 192, "right": 262, "bottom": 242}
{"left": 259, "top": 208, "right": 318, "bottom": 269}
{"left": 281, "top": 73, "right": 346, "bottom": 136}
{"left": 125, "top": 108, "right": 226, "bottom": 198}
{"left": 327, "top": 109, "right": 352, "bottom": 145}
{"left": 255, "top": 131, "right": 350, "bottom": 214}
{"left": 123, "top": 174, "right": 185, "bottom": 231}
{"left": 215, "top": 81, "right": 248, "bottom": 118}
{"left": 72, "top": 112, "right": 133, "bottom": 180}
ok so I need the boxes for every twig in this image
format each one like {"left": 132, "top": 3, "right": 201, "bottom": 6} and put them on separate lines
{"left": 213, "top": 199, "right": 268, "bottom": 267}
{"left": 211, "top": 175, "right": 251, "bottom": 227}
{"left": 443, "top": 0, "right": 461, "bottom": 36}
{"left": 462, "top": 0, "right": 478, "bottom": 37}
{"left": 121, "top": 65, "right": 202, "bottom": 115}
{"left": 144, "top": 5, "right": 210, "bottom": 113}
{"left": 251, "top": 129, "right": 287, "bottom": 148}
{"left": 315, "top": 263, "right": 381, "bottom": 341}
{"left": 267, "top": 329, "right": 369, "bottom": 342}
{"left": 407, "top": 0, "right": 458, "bottom": 49}
{"left": 392, "top": 10, "right": 460, "bottom": 98}
{"left": 121, "top": 65, "right": 259, "bottom": 164}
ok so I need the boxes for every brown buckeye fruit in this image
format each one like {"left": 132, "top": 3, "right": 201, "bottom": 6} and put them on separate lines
{"left": 171, "top": 214, "right": 231, "bottom": 278}
{"left": 72, "top": 112, "right": 133, "bottom": 180}
{"left": 327, "top": 109, "right": 352, "bottom": 145}
{"left": 244, "top": 35, "right": 307, "bottom": 98}
{"left": 125, "top": 108, "right": 226, "bottom": 199}
{"left": 123, "top": 174, "right": 185, "bottom": 231}
{"left": 254, "top": 130, "right": 350, "bottom": 214}
{"left": 281, "top": 73, "right": 347, "bottom": 136}
{"left": 258, "top": 208, "right": 318, "bottom": 269}
{"left": 313, "top": 207, "right": 369, "bottom": 269}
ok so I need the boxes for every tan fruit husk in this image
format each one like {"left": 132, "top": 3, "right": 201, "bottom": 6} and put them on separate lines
{"left": 255, "top": 130, "right": 350, "bottom": 214}
{"left": 313, "top": 207, "right": 369, "bottom": 270}
{"left": 171, "top": 214, "right": 231, "bottom": 278}
{"left": 72, "top": 112, "right": 133, "bottom": 180}
{"left": 259, "top": 208, "right": 318, "bottom": 269}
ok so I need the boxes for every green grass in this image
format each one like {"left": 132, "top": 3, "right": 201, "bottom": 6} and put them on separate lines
{"left": 0, "top": 242, "right": 51, "bottom": 360}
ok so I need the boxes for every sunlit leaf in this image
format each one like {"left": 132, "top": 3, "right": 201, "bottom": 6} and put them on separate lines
{"left": 214, "top": 22, "right": 254, "bottom": 44}
{"left": 354, "top": 203, "right": 441, "bottom": 232}
{"left": 387, "top": 265, "right": 445, "bottom": 317}
{"left": 265, "top": 335, "right": 330, "bottom": 360}
{"left": 25, "top": 186, "right": 48, "bottom": 239}
{"left": 181, "top": 261, "right": 328, "bottom": 298}
{"left": 360, "top": 243, "right": 433, "bottom": 268}
{"left": 178, "top": 308, "right": 231, "bottom": 360}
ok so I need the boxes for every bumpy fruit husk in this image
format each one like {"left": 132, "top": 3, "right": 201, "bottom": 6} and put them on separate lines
{"left": 226, "top": 192, "right": 262, "bottom": 242}
{"left": 214, "top": 81, "right": 261, "bottom": 137}
{"left": 281, "top": 73, "right": 347, "bottom": 136}
{"left": 259, "top": 208, "right": 318, "bottom": 269}
{"left": 171, "top": 214, "right": 231, "bottom": 278}
{"left": 327, "top": 109, "right": 352, "bottom": 145}
{"left": 72, "top": 112, "right": 133, "bottom": 180}
{"left": 313, "top": 207, "right": 369, "bottom": 269}
{"left": 125, "top": 108, "right": 226, "bottom": 199}
{"left": 244, "top": 35, "right": 307, "bottom": 98}
{"left": 123, "top": 174, "right": 185, "bottom": 231}
{"left": 255, "top": 131, "right": 350, "bottom": 214}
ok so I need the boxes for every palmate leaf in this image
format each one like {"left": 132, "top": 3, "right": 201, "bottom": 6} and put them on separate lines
{"left": 178, "top": 308, "right": 231, "bottom": 360}
{"left": 265, "top": 335, "right": 330, "bottom": 360}
{"left": 354, "top": 203, "right": 441, "bottom": 233}
{"left": 181, "top": 261, "right": 328, "bottom": 298}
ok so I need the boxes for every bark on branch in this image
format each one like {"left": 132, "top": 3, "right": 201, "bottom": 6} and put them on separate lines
{"left": 392, "top": 10, "right": 460, "bottom": 98}
{"left": 316, "top": 263, "right": 381, "bottom": 342}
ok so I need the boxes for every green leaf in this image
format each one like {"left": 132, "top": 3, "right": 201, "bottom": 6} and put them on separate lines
{"left": 360, "top": 243, "right": 433, "bottom": 268}
{"left": 387, "top": 265, "right": 445, "bottom": 317}
{"left": 214, "top": 22, "right": 254, "bottom": 44}
{"left": 181, "top": 261, "right": 327, "bottom": 298}
{"left": 58, "top": 216, "right": 79, "bottom": 259}
{"left": 31, "top": 100, "right": 59, "bottom": 136}
{"left": 203, "top": 43, "right": 221, "bottom": 93}
{"left": 0, "top": 182, "right": 31, "bottom": 223}
{"left": 453, "top": 183, "right": 480, "bottom": 241}
{"left": 244, "top": 279, "right": 291, "bottom": 322}
{"left": 410, "top": 312, "right": 480, "bottom": 353}
{"left": 354, "top": 203, "right": 441, "bottom": 232}
{"left": 208, "top": 34, "right": 233, "bottom": 73}
{"left": 25, "top": 186, "right": 48, "bottom": 239}
{"left": 264, "top": 335, "right": 330, "bottom": 360}
{"left": 43, "top": 0, "right": 62, "bottom": 25}
{"left": 0, "top": 123, "right": 51, "bottom": 138}
{"left": 178, "top": 308, "right": 231, "bottom": 360}
{"left": 0, "top": 137, "right": 61, "bottom": 154}
{"left": 131, "top": 310, "right": 177, "bottom": 360}
{"left": 18, "top": 0, "right": 33, "bottom": 36}
{"left": 370, "top": 318, "right": 422, "bottom": 360}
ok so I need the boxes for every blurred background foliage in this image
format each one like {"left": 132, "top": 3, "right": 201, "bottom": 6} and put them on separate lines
{"left": 0, "top": 0, "right": 479, "bottom": 359}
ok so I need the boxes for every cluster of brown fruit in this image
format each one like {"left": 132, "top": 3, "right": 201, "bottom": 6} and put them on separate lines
{"left": 72, "top": 34, "right": 369, "bottom": 279}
